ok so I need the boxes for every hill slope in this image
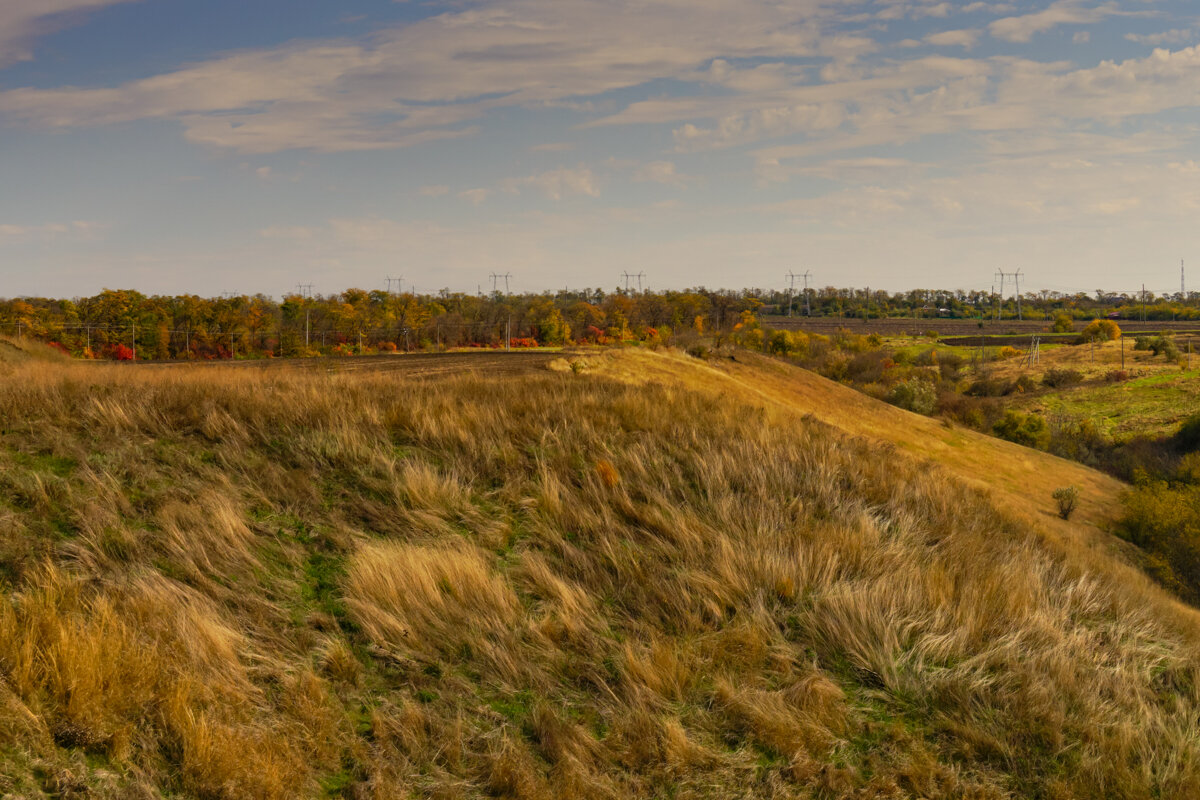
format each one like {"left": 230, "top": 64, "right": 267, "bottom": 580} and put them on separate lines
{"left": 0, "top": 351, "right": 1197, "bottom": 799}
{"left": 603, "top": 350, "right": 1127, "bottom": 544}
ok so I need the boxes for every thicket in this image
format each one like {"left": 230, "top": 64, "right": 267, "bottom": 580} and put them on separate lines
{"left": 1116, "top": 414, "right": 1200, "bottom": 602}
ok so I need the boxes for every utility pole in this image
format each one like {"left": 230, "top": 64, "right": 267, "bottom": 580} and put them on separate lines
{"left": 995, "top": 272, "right": 1005, "bottom": 322}
{"left": 786, "top": 273, "right": 796, "bottom": 316}
{"left": 803, "top": 271, "right": 812, "bottom": 316}
{"left": 1142, "top": 284, "right": 1147, "bottom": 322}
{"left": 386, "top": 276, "right": 403, "bottom": 295}
{"left": 1013, "top": 269, "right": 1022, "bottom": 320}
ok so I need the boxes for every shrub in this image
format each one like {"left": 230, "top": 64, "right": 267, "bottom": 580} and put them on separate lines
{"left": 1176, "top": 414, "right": 1200, "bottom": 452}
{"left": 924, "top": 330, "right": 939, "bottom": 340}
{"left": 1177, "top": 452, "right": 1200, "bottom": 485}
{"left": 993, "top": 410, "right": 1049, "bottom": 449}
{"left": 966, "top": 376, "right": 1006, "bottom": 397}
{"left": 1149, "top": 336, "right": 1179, "bottom": 360}
{"left": 997, "top": 346, "right": 1022, "bottom": 360}
{"left": 886, "top": 378, "right": 937, "bottom": 415}
{"left": 1042, "top": 368, "right": 1083, "bottom": 388}
{"left": 106, "top": 343, "right": 135, "bottom": 361}
{"left": 1104, "top": 369, "right": 1129, "bottom": 383}
{"left": 1119, "top": 483, "right": 1200, "bottom": 604}
{"left": 1052, "top": 486, "right": 1080, "bottom": 520}
{"left": 845, "top": 350, "right": 891, "bottom": 384}
{"left": 1133, "top": 335, "right": 1151, "bottom": 351}
{"left": 1081, "top": 319, "right": 1121, "bottom": 342}
{"left": 1052, "top": 313, "right": 1074, "bottom": 333}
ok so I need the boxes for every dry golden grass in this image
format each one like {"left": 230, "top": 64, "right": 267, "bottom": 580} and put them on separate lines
{"left": 0, "top": 350, "right": 1196, "bottom": 798}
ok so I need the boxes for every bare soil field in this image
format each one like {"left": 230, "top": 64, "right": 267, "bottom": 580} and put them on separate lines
{"left": 763, "top": 315, "right": 1200, "bottom": 337}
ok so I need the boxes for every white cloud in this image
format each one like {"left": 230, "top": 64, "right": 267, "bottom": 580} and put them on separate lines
{"left": 0, "top": 220, "right": 105, "bottom": 242}
{"left": 1126, "top": 29, "right": 1196, "bottom": 47}
{"left": 989, "top": 1, "right": 1121, "bottom": 43}
{"left": 633, "top": 160, "right": 691, "bottom": 187}
{"left": 507, "top": 166, "right": 600, "bottom": 200}
{"left": 925, "top": 29, "right": 982, "bottom": 49}
{"left": 0, "top": 0, "right": 140, "bottom": 67}
{"left": 419, "top": 185, "right": 450, "bottom": 197}
{"left": 1073, "top": 31, "right": 1091, "bottom": 44}
{"left": 459, "top": 188, "right": 491, "bottom": 205}
{"left": 0, "top": 0, "right": 831, "bottom": 153}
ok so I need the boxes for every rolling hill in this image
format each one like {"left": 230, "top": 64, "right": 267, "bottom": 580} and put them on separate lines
{"left": 0, "top": 347, "right": 1197, "bottom": 799}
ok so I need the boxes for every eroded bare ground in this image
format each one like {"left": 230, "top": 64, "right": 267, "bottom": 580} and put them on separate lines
{"left": 130, "top": 349, "right": 588, "bottom": 376}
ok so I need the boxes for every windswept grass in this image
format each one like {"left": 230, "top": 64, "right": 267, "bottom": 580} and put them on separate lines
{"left": 0, "top": 351, "right": 1196, "bottom": 798}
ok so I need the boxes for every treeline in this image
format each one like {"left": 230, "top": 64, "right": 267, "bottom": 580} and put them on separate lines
{"left": 0, "top": 288, "right": 755, "bottom": 360}
{"left": 2, "top": 285, "right": 1198, "bottom": 360}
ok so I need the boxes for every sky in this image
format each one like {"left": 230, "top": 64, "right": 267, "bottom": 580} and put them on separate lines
{"left": 1, "top": 0, "right": 1198, "bottom": 298}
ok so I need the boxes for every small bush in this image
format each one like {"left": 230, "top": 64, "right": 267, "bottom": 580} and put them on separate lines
{"left": 993, "top": 410, "right": 1049, "bottom": 449}
{"left": 1104, "top": 369, "right": 1129, "bottom": 383}
{"left": 1176, "top": 414, "right": 1200, "bottom": 452}
{"left": 886, "top": 378, "right": 937, "bottom": 415}
{"left": 924, "top": 330, "right": 939, "bottom": 340}
{"left": 1052, "top": 486, "right": 1080, "bottom": 520}
{"left": 938, "top": 352, "right": 965, "bottom": 379}
{"left": 1149, "top": 336, "right": 1179, "bottom": 360}
{"left": 997, "top": 346, "right": 1022, "bottom": 360}
{"left": 1042, "top": 368, "right": 1083, "bottom": 388}
{"left": 1052, "top": 313, "right": 1074, "bottom": 333}
{"left": 1081, "top": 319, "right": 1121, "bottom": 341}
{"left": 845, "top": 350, "right": 892, "bottom": 384}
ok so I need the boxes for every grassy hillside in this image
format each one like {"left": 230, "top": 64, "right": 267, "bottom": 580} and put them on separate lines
{"left": 0, "top": 351, "right": 1198, "bottom": 798}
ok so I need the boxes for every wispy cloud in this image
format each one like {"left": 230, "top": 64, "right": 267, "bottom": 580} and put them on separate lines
{"left": 633, "top": 160, "right": 692, "bottom": 187}
{"left": 988, "top": 1, "right": 1121, "bottom": 43}
{"left": 1126, "top": 29, "right": 1196, "bottom": 47}
{"left": 924, "top": 29, "right": 982, "bottom": 49}
{"left": 0, "top": 0, "right": 830, "bottom": 153}
{"left": 506, "top": 165, "right": 600, "bottom": 200}
{"left": 0, "top": 0, "right": 140, "bottom": 67}
{"left": 0, "top": 220, "right": 105, "bottom": 242}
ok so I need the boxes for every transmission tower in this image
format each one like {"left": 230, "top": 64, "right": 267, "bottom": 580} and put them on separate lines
{"left": 622, "top": 272, "right": 646, "bottom": 293}
{"left": 994, "top": 269, "right": 1024, "bottom": 320}
{"left": 490, "top": 272, "right": 512, "bottom": 295}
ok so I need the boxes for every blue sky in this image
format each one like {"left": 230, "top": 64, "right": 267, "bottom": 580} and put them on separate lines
{"left": 1, "top": 0, "right": 1198, "bottom": 298}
